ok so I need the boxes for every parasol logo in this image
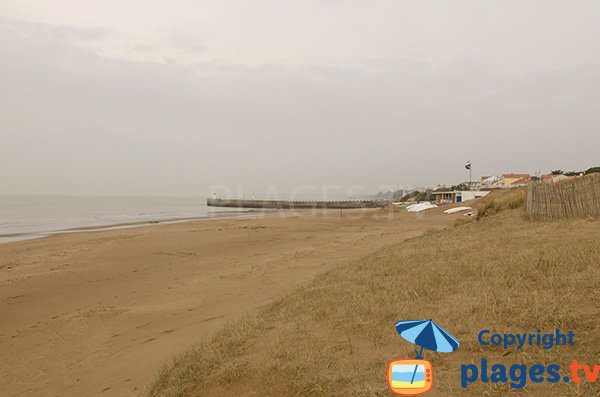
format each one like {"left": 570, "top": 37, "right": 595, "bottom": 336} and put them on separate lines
{"left": 388, "top": 319, "right": 460, "bottom": 395}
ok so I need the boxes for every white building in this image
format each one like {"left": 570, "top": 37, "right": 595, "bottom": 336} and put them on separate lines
{"left": 431, "top": 190, "right": 490, "bottom": 205}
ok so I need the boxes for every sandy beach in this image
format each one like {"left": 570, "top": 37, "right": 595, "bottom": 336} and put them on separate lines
{"left": 0, "top": 208, "right": 457, "bottom": 396}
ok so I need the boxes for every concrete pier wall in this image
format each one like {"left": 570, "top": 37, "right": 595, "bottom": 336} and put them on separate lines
{"left": 207, "top": 198, "right": 387, "bottom": 209}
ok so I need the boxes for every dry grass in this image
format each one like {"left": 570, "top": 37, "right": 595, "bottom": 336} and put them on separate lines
{"left": 475, "top": 188, "right": 525, "bottom": 219}
{"left": 148, "top": 193, "right": 600, "bottom": 397}
{"left": 453, "top": 217, "right": 473, "bottom": 227}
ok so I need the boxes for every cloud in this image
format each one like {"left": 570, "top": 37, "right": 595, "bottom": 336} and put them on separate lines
{"left": 2, "top": 16, "right": 110, "bottom": 45}
{"left": 1, "top": 17, "right": 599, "bottom": 196}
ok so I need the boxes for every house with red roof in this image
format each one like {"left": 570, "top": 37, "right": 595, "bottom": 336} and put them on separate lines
{"left": 499, "top": 173, "right": 532, "bottom": 188}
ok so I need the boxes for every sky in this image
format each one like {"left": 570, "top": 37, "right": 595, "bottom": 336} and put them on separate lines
{"left": 1, "top": 1, "right": 599, "bottom": 197}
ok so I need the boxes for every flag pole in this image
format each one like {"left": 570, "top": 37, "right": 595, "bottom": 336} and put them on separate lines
{"left": 466, "top": 161, "right": 472, "bottom": 190}
{"left": 469, "top": 162, "right": 472, "bottom": 191}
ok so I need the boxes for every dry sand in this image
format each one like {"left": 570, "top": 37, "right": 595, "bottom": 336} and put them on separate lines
{"left": 0, "top": 208, "right": 458, "bottom": 396}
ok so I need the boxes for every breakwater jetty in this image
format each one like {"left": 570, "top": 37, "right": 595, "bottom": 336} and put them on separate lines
{"left": 207, "top": 198, "right": 388, "bottom": 209}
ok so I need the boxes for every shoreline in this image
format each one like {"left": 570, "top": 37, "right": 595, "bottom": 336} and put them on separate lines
{"left": 0, "top": 209, "right": 262, "bottom": 245}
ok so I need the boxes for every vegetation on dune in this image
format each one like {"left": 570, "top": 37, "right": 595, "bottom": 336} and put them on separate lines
{"left": 475, "top": 188, "right": 525, "bottom": 220}
{"left": 453, "top": 217, "right": 473, "bottom": 227}
{"left": 149, "top": 192, "right": 600, "bottom": 397}
{"left": 551, "top": 166, "right": 600, "bottom": 176}
{"left": 585, "top": 166, "right": 600, "bottom": 175}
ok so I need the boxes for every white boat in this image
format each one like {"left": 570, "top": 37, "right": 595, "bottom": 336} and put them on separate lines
{"left": 443, "top": 206, "right": 472, "bottom": 214}
{"left": 406, "top": 202, "right": 438, "bottom": 213}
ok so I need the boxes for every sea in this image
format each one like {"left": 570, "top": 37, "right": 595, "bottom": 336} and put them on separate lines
{"left": 0, "top": 195, "right": 250, "bottom": 244}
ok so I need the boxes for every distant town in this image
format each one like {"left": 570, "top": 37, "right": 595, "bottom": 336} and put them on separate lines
{"left": 373, "top": 166, "right": 600, "bottom": 205}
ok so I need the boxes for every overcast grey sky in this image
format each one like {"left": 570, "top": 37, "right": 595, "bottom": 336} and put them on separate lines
{"left": 1, "top": 1, "right": 599, "bottom": 197}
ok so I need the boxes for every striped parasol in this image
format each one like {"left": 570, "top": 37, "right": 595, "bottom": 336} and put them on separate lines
{"left": 395, "top": 319, "right": 459, "bottom": 358}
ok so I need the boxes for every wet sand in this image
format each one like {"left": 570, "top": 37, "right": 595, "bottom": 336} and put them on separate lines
{"left": 0, "top": 208, "right": 457, "bottom": 396}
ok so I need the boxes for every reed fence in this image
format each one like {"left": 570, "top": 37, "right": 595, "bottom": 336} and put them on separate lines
{"left": 525, "top": 173, "right": 600, "bottom": 220}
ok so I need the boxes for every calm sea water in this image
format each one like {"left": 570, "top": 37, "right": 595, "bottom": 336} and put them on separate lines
{"left": 0, "top": 195, "right": 248, "bottom": 243}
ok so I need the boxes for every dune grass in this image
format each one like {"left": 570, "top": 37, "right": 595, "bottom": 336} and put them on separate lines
{"left": 148, "top": 192, "right": 600, "bottom": 396}
{"left": 475, "top": 188, "right": 525, "bottom": 219}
